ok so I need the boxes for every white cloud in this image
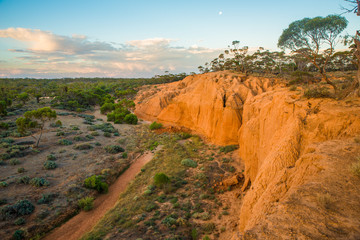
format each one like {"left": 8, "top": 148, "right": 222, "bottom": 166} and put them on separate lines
{"left": 0, "top": 28, "right": 222, "bottom": 78}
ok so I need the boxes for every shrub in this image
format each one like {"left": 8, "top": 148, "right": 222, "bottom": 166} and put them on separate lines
{"left": 153, "top": 173, "right": 170, "bottom": 187}
{"left": 17, "top": 168, "right": 25, "bottom": 173}
{"left": 219, "top": 145, "right": 238, "bottom": 153}
{"left": 351, "top": 156, "right": 360, "bottom": 177}
{"left": 14, "top": 217, "right": 26, "bottom": 225}
{"left": 148, "top": 141, "right": 159, "bottom": 151}
{"left": 10, "top": 158, "right": 20, "bottom": 165}
{"left": 1, "top": 200, "right": 35, "bottom": 219}
{"left": 58, "top": 139, "right": 73, "bottom": 145}
{"left": 104, "top": 145, "right": 125, "bottom": 154}
{"left": 78, "top": 197, "right": 94, "bottom": 211}
{"left": 84, "top": 175, "right": 108, "bottom": 193}
{"left": 74, "top": 143, "right": 93, "bottom": 150}
{"left": 85, "top": 134, "right": 94, "bottom": 140}
{"left": 46, "top": 154, "right": 56, "bottom": 161}
{"left": 181, "top": 159, "right": 198, "bottom": 168}
{"left": 13, "top": 229, "right": 25, "bottom": 240}
{"left": 30, "top": 177, "right": 49, "bottom": 187}
{"left": 100, "top": 103, "right": 115, "bottom": 114}
{"left": 145, "top": 202, "right": 159, "bottom": 212}
{"left": 16, "top": 176, "right": 30, "bottom": 184}
{"left": 304, "top": 87, "right": 332, "bottom": 99}
{"left": 162, "top": 214, "right": 178, "bottom": 227}
{"left": 91, "top": 131, "right": 99, "bottom": 136}
{"left": 122, "top": 152, "right": 128, "bottom": 158}
{"left": 179, "top": 132, "right": 192, "bottom": 139}
{"left": 55, "top": 120, "right": 62, "bottom": 126}
{"left": 43, "top": 161, "right": 57, "bottom": 170}
{"left": 37, "top": 193, "right": 56, "bottom": 204}
{"left": 124, "top": 113, "right": 138, "bottom": 125}
{"left": 56, "top": 131, "right": 65, "bottom": 136}
{"left": 0, "top": 181, "right": 8, "bottom": 187}
{"left": 149, "top": 121, "right": 162, "bottom": 130}
{"left": 104, "top": 132, "right": 111, "bottom": 138}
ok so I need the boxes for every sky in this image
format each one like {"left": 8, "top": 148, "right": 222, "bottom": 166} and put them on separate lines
{"left": 0, "top": 0, "right": 358, "bottom": 78}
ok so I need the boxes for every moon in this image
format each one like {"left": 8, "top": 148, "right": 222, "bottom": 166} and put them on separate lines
{"left": 218, "top": 11, "right": 223, "bottom": 15}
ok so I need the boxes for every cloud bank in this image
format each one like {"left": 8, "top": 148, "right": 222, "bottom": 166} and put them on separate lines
{"left": 0, "top": 28, "right": 221, "bottom": 78}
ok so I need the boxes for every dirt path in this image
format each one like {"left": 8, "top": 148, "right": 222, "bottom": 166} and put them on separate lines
{"left": 44, "top": 151, "right": 154, "bottom": 240}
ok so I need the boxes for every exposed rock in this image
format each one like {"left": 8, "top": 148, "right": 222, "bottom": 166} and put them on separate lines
{"left": 135, "top": 71, "right": 360, "bottom": 239}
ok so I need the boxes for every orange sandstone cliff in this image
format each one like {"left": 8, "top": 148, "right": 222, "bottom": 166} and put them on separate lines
{"left": 135, "top": 71, "right": 360, "bottom": 239}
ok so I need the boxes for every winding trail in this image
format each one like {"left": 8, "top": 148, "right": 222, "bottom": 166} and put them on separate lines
{"left": 44, "top": 151, "right": 153, "bottom": 240}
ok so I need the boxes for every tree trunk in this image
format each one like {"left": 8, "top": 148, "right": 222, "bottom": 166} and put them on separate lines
{"left": 36, "top": 128, "right": 43, "bottom": 147}
{"left": 355, "top": 35, "right": 360, "bottom": 96}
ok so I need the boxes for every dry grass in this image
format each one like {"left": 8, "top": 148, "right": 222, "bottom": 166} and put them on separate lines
{"left": 350, "top": 156, "right": 360, "bottom": 178}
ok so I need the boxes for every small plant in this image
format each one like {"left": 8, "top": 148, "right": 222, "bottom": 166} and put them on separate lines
{"left": 289, "top": 85, "right": 297, "bottom": 91}
{"left": 58, "top": 139, "right": 73, "bottom": 145}
{"left": 153, "top": 173, "right": 170, "bottom": 188}
{"left": 56, "top": 131, "right": 65, "bottom": 136}
{"left": 91, "top": 131, "right": 99, "bottom": 136}
{"left": 17, "top": 167, "right": 25, "bottom": 173}
{"left": 1, "top": 199, "right": 35, "bottom": 219}
{"left": 30, "top": 177, "right": 49, "bottom": 187}
{"left": 10, "top": 158, "right": 20, "bottom": 165}
{"left": 43, "top": 160, "right": 57, "bottom": 170}
{"left": 0, "top": 181, "right": 8, "bottom": 187}
{"left": 84, "top": 175, "right": 108, "bottom": 193}
{"left": 14, "top": 217, "right": 26, "bottom": 225}
{"left": 74, "top": 143, "right": 93, "bottom": 150}
{"left": 104, "top": 145, "right": 125, "bottom": 154}
{"left": 94, "top": 142, "right": 101, "bottom": 146}
{"left": 55, "top": 120, "right": 62, "bottom": 126}
{"left": 13, "top": 229, "right": 26, "bottom": 240}
{"left": 219, "top": 145, "right": 238, "bottom": 153}
{"left": 350, "top": 156, "right": 360, "bottom": 177}
{"left": 181, "top": 158, "right": 198, "bottom": 168}
{"left": 304, "top": 87, "right": 332, "bottom": 99}
{"left": 149, "top": 121, "right": 162, "bottom": 130}
{"left": 179, "top": 132, "right": 192, "bottom": 139}
{"left": 104, "top": 132, "right": 111, "bottom": 138}
{"left": 46, "top": 154, "right": 56, "bottom": 161}
{"left": 37, "top": 193, "right": 56, "bottom": 204}
{"left": 124, "top": 113, "right": 138, "bottom": 125}
{"left": 203, "top": 236, "right": 211, "bottom": 240}
{"left": 85, "top": 134, "right": 94, "bottom": 140}
{"left": 145, "top": 202, "right": 159, "bottom": 212}
{"left": 16, "top": 176, "right": 30, "bottom": 184}
{"left": 78, "top": 197, "right": 94, "bottom": 211}
{"left": 122, "top": 152, "right": 128, "bottom": 158}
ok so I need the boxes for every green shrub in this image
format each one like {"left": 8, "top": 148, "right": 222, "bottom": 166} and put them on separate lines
{"left": 145, "top": 202, "right": 159, "bottom": 212}
{"left": 304, "top": 87, "right": 332, "bottom": 99}
{"left": 104, "top": 145, "right": 125, "bottom": 154}
{"left": 104, "top": 132, "right": 111, "bottom": 138}
{"left": 85, "top": 134, "right": 94, "bottom": 140}
{"left": 203, "top": 236, "right": 211, "bottom": 240}
{"left": 56, "top": 131, "right": 65, "bottom": 136}
{"left": 58, "top": 139, "right": 73, "bottom": 145}
{"left": 17, "top": 167, "right": 25, "bottom": 173}
{"left": 91, "top": 131, "right": 99, "bottom": 136}
{"left": 124, "top": 113, "right": 138, "bottom": 125}
{"left": 181, "top": 159, "right": 198, "bottom": 168}
{"left": 55, "top": 120, "right": 62, "bottom": 126}
{"left": 46, "top": 154, "right": 56, "bottom": 161}
{"left": 37, "top": 193, "right": 56, "bottom": 204}
{"left": 30, "top": 177, "right": 49, "bottom": 187}
{"left": 94, "top": 142, "right": 101, "bottom": 146}
{"left": 78, "top": 197, "right": 94, "bottom": 211}
{"left": 153, "top": 173, "right": 170, "bottom": 187}
{"left": 13, "top": 229, "right": 25, "bottom": 240}
{"left": 16, "top": 176, "right": 30, "bottom": 184}
{"left": 74, "top": 143, "right": 93, "bottom": 150}
{"left": 122, "top": 152, "right": 128, "bottom": 158}
{"left": 148, "top": 141, "right": 159, "bottom": 151}
{"left": 84, "top": 175, "right": 108, "bottom": 193}
{"left": 219, "top": 145, "right": 238, "bottom": 153}
{"left": 179, "top": 132, "right": 192, "bottom": 139}
{"left": 10, "top": 158, "right": 20, "bottom": 165}
{"left": 0, "top": 181, "right": 8, "bottom": 187}
{"left": 1, "top": 199, "right": 35, "bottom": 219}
{"left": 149, "top": 121, "right": 162, "bottom": 130}
{"left": 44, "top": 160, "right": 57, "bottom": 170}
{"left": 162, "top": 214, "right": 178, "bottom": 227}
{"left": 100, "top": 103, "right": 115, "bottom": 114}
{"left": 14, "top": 217, "right": 26, "bottom": 225}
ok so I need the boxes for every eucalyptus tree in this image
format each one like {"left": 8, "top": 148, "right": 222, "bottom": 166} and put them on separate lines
{"left": 278, "top": 15, "right": 348, "bottom": 92}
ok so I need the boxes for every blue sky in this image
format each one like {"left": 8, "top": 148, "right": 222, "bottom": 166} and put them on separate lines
{"left": 0, "top": 0, "right": 358, "bottom": 78}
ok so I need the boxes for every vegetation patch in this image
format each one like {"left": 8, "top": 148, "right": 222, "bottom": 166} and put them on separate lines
{"left": 149, "top": 121, "right": 162, "bottom": 130}
{"left": 78, "top": 197, "right": 94, "bottom": 211}
{"left": 84, "top": 175, "right": 108, "bottom": 193}
{"left": 104, "top": 145, "right": 125, "bottom": 154}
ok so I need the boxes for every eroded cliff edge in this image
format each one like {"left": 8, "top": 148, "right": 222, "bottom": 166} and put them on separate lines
{"left": 135, "top": 71, "right": 360, "bottom": 239}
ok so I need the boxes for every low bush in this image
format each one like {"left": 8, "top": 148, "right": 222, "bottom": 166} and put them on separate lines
{"left": 56, "top": 131, "right": 65, "bottom": 136}
{"left": 104, "top": 132, "right": 111, "bottom": 138}
{"left": 1, "top": 199, "right": 35, "bottom": 220}
{"left": 16, "top": 176, "right": 30, "bottom": 184}
{"left": 13, "top": 229, "right": 26, "bottom": 240}
{"left": 17, "top": 167, "right": 25, "bottom": 173}
{"left": 124, "top": 113, "right": 138, "bottom": 125}
{"left": 14, "top": 217, "right": 26, "bottom": 225}
{"left": 90, "top": 131, "right": 99, "bottom": 136}
{"left": 43, "top": 160, "right": 57, "bottom": 170}
{"left": 181, "top": 159, "right": 198, "bottom": 168}
{"left": 78, "top": 197, "right": 94, "bottom": 211}
{"left": 37, "top": 193, "right": 56, "bottom": 204}
{"left": 46, "top": 154, "right": 56, "bottom": 161}
{"left": 74, "top": 143, "right": 93, "bottom": 150}
{"left": 350, "top": 156, "right": 360, "bottom": 177}
{"left": 30, "top": 177, "right": 49, "bottom": 187}
{"left": 104, "top": 145, "right": 125, "bottom": 154}
{"left": 0, "top": 181, "right": 8, "bottom": 187}
{"left": 179, "top": 132, "right": 192, "bottom": 139}
{"left": 84, "top": 175, "right": 108, "bottom": 193}
{"left": 149, "top": 121, "right": 162, "bottom": 130}
{"left": 10, "top": 158, "right": 20, "bottom": 165}
{"left": 219, "top": 145, "right": 238, "bottom": 153}
{"left": 304, "top": 87, "right": 332, "bottom": 99}
{"left": 153, "top": 173, "right": 170, "bottom": 187}
{"left": 58, "top": 139, "right": 73, "bottom": 146}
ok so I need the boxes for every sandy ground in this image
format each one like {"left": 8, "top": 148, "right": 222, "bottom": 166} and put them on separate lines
{"left": 44, "top": 151, "right": 154, "bottom": 240}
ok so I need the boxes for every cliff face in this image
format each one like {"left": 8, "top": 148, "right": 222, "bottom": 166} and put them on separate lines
{"left": 135, "top": 71, "right": 360, "bottom": 239}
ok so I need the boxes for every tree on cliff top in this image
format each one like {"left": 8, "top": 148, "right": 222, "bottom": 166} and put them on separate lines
{"left": 278, "top": 15, "right": 348, "bottom": 93}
